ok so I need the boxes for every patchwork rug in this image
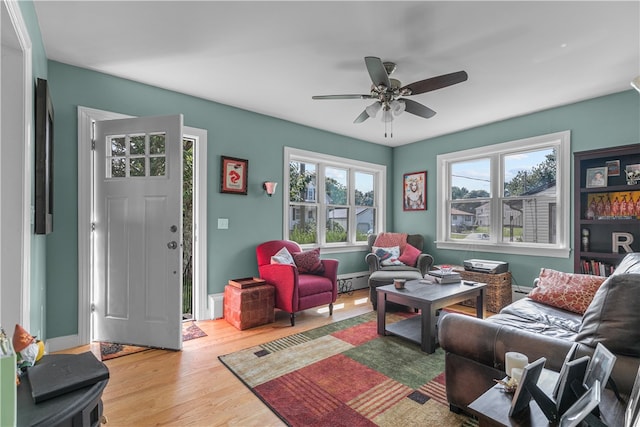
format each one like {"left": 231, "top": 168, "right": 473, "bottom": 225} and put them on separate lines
{"left": 100, "top": 322, "right": 207, "bottom": 361}
{"left": 219, "top": 311, "right": 478, "bottom": 426}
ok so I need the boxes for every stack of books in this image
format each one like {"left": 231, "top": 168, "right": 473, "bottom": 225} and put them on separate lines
{"left": 427, "top": 270, "right": 462, "bottom": 284}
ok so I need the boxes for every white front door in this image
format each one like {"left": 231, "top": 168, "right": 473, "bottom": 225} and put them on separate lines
{"left": 93, "top": 114, "right": 183, "bottom": 350}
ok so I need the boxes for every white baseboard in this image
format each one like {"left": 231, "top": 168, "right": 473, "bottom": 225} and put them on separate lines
{"left": 46, "top": 334, "right": 82, "bottom": 353}
{"left": 337, "top": 271, "right": 369, "bottom": 292}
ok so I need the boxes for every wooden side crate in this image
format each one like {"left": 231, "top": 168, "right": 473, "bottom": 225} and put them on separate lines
{"left": 454, "top": 267, "right": 513, "bottom": 313}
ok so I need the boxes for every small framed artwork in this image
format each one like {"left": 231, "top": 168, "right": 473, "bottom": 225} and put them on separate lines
{"left": 220, "top": 156, "right": 248, "bottom": 195}
{"left": 403, "top": 171, "right": 426, "bottom": 211}
{"left": 586, "top": 166, "right": 607, "bottom": 188}
{"left": 606, "top": 160, "right": 620, "bottom": 176}
{"left": 626, "top": 164, "right": 640, "bottom": 185}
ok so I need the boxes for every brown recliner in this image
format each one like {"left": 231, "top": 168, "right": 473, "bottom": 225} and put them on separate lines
{"left": 365, "top": 233, "right": 434, "bottom": 309}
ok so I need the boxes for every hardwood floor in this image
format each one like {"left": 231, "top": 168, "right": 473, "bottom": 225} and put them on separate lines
{"left": 58, "top": 289, "right": 479, "bottom": 426}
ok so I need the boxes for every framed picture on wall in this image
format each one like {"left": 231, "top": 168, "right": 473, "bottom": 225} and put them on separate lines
{"left": 220, "top": 156, "right": 248, "bottom": 195}
{"left": 403, "top": 171, "right": 426, "bottom": 211}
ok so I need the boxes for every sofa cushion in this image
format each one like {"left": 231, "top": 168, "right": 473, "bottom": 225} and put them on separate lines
{"left": 372, "top": 246, "right": 404, "bottom": 266}
{"left": 527, "top": 268, "right": 606, "bottom": 314}
{"left": 270, "top": 246, "right": 295, "bottom": 265}
{"left": 292, "top": 248, "right": 325, "bottom": 275}
{"left": 492, "top": 298, "right": 582, "bottom": 339}
{"left": 575, "top": 273, "right": 640, "bottom": 357}
{"left": 398, "top": 243, "right": 421, "bottom": 267}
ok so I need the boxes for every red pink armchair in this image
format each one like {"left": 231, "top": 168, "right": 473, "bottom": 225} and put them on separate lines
{"left": 256, "top": 240, "right": 338, "bottom": 326}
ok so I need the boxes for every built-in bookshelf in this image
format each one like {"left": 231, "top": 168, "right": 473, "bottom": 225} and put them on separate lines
{"left": 574, "top": 143, "right": 640, "bottom": 275}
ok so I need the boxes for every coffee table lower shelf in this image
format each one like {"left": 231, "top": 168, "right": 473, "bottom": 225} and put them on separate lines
{"left": 384, "top": 316, "right": 422, "bottom": 345}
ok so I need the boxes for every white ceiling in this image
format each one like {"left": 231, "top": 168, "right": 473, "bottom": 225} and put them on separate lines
{"left": 33, "top": 1, "right": 640, "bottom": 147}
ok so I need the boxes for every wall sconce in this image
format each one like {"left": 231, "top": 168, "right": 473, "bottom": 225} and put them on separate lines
{"left": 632, "top": 76, "right": 640, "bottom": 93}
{"left": 263, "top": 182, "right": 277, "bottom": 197}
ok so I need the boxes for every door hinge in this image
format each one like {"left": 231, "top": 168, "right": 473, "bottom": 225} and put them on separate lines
{"left": 90, "top": 303, "right": 96, "bottom": 312}
{"left": 91, "top": 139, "right": 96, "bottom": 150}
{"left": 91, "top": 223, "right": 96, "bottom": 232}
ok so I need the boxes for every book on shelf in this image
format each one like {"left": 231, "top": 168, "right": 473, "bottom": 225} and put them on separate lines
{"left": 580, "top": 259, "right": 616, "bottom": 277}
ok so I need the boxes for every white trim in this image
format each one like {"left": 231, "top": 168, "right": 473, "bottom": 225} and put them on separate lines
{"left": 283, "top": 147, "right": 386, "bottom": 250}
{"left": 183, "top": 128, "right": 208, "bottom": 321}
{"left": 1, "top": 0, "right": 33, "bottom": 334}
{"left": 436, "top": 130, "right": 571, "bottom": 258}
{"left": 77, "top": 107, "right": 208, "bottom": 346}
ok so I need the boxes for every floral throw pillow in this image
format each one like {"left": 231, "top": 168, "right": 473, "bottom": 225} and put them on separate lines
{"left": 528, "top": 268, "right": 606, "bottom": 314}
{"left": 293, "top": 248, "right": 325, "bottom": 275}
{"left": 270, "top": 246, "right": 295, "bottom": 265}
{"left": 372, "top": 246, "right": 404, "bottom": 266}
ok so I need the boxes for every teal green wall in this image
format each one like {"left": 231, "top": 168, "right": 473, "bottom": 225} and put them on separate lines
{"left": 393, "top": 90, "right": 640, "bottom": 289}
{"left": 46, "top": 61, "right": 392, "bottom": 338}
{"left": 18, "top": 1, "right": 48, "bottom": 340}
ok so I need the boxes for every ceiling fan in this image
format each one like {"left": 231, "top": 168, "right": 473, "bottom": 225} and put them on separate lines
{"left": 312, "top": 56, "right": 468, "bottom": 137}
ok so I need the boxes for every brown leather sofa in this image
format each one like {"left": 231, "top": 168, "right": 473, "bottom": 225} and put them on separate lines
{"left": 439, "top": 252, "right": 640, "bottom": 426}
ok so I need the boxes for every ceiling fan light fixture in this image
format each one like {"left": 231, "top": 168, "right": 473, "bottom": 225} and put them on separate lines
{"left": 632, "top": 75, "right": 640, "bottom": 93}
{"left": 365, "top": 101, "right": 382, "bottom": 118}
{"left": 382, "top": 108, "right": 393, "bottom": 123}
{"left": 391, "top": 100, "right": 406, "bottom": 116}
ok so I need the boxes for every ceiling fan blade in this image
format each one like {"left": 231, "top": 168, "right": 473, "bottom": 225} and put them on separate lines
{"left": 401, "top": 71, "right": 468, "bottom": 95}
{"left": 364, "top": 56, "right": 391, "bottom": 88}
{"left": 403, "top": 98, "right": 436, "bottom": 119}
{"left": 353, "top": 110, "right": 370, "bottom": 123}
{"left": 312, "top": 94, "right": 371, "bottom": 100}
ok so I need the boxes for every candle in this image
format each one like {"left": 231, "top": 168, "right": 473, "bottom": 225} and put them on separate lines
{"left": 511, "top": 368, "right": 524, "bottom": 384}
{"left": 505, "top": 352, "right": 528, "bottom": 377}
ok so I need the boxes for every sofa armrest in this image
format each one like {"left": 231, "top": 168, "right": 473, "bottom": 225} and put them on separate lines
{"left": 416, "top": 253, "right": 434, "bottom": 276}
{"left": 365, "top": 253, "right": 381, "bottom": 273}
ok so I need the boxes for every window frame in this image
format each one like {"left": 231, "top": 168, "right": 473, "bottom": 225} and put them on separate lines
{"left": 436, "top": 130, "right": 571, "bottom": 258}
{"left": 284, "top": 147, "right": 386, "bottom": 252}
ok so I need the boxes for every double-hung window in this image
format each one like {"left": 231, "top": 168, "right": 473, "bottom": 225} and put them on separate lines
{"left": 285, "top": 147, "right": 386, "bottom": 249}
{"left": 436, "top": 131, "right": 570, "bottom": 257}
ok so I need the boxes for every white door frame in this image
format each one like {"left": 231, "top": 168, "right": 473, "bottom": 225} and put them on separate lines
{"left": 77, "top": 106, "right": 208, "bottom": 346}
{"left": 1, "top": 0, "right": 33, "bottom": 335}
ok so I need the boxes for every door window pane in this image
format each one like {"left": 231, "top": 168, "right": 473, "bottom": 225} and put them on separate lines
{"left": 130, "top": 158, "right": 145, "bottom": 177}
{"left": 150, "top": 157, "right": 166, "bottom": 177}
{"left": 129, "top": 135, "right": 145, "bottom": 155}
{"left": 111, "top": 158, "right": 126, "bottom": 178}
{"left": 149, "top": 134, "right": 166, "bottom": 154}
{"left": 110, "top": 136, "right": 126, "bottom": 156}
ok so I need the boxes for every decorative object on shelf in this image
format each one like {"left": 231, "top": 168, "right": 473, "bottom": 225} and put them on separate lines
{"left": 626, "top": 164, "right": 640, "bottom": 185}
{"left": 612, "top": 232, "right": 634, "bottom": 254}
{"left": 262, "top": 181, "right": 277, "bottom": 197}
{"left": 587, "top": 191, "right": 639, "bottom": 220}
{"left": 606, "top": 159, "right": 621, "bottom": 176}
{"left": 220, "top": 156, "right": 248, "bottom": 195}
{"left": 581, "top": 228, "right": 590, "bottom": 252}
{"left": 403, "top": 170, "right": 426, "bottom": 211}
{"left": 586, "top": 166, "right": 608, "bottom": 188}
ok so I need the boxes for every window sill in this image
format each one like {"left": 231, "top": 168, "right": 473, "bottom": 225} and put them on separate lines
{"left": 299, "top": 243, "right": 369, "bottom": 254}
{"left": 435, "top": 241, "right": 571, "bottom": 258}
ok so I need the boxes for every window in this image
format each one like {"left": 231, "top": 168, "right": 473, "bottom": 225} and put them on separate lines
{"left": 285, "top": 147, "right": 385, "bottom": 249}
{"left": 436, "top": 131, "right": 570, "bottom": 258}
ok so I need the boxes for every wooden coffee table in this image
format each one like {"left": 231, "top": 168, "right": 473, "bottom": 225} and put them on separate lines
{"left": 377, "top": 279, "right": 486, "bottom": 353}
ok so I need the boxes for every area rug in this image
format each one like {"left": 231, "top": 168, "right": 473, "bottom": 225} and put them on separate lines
{"left": 219, "top": 311, "right": 478, "bottom": 427}
{"left": 100, "top": 322, "right": 207, "bottom": 361}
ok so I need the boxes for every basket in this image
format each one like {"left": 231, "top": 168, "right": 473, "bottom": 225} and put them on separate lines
{"left": 455, "top": 267, "right": 513, "bottom": 313}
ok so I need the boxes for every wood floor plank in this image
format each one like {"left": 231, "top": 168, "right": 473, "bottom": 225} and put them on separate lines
{"left": 54, "top": 289, "right": 479, "bottom": 425}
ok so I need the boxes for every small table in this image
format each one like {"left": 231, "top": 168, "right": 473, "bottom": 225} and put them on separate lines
{"left": 467, "top": 369, "right": 559, "bottom": 427}
{"left": 377, "top": 279, "right": 486, "bottom": 353}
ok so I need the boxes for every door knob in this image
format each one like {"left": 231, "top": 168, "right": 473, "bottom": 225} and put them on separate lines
{"left": 167, "top": 241, "right": 178, "bottom": 250}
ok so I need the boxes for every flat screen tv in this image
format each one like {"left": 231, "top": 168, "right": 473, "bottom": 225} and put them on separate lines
{"left": 35, "top": 78, "right": 54, "bottom": 234}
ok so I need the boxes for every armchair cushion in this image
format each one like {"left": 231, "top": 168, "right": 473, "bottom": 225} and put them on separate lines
{"left": 398, "top": 243, "right": 421, "bottom": 267}
{"left": 372, "top": 246, "right": 403, "bottom": 266}
{"left": 271, "top": 246, "right": 295, "bottom": 265}
{"left": 292, "top": 248, "right": 325, "bottom": 275}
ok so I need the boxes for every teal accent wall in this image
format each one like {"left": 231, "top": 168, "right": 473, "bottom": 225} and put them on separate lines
{"left": 46, "top": 61, "right": 392, "bottom": 338}
{"left": 393, "top": 90, "right": 640, "bottom": 289}
{"left": 18, "top": 1, "right": 49, "bottom": 340}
